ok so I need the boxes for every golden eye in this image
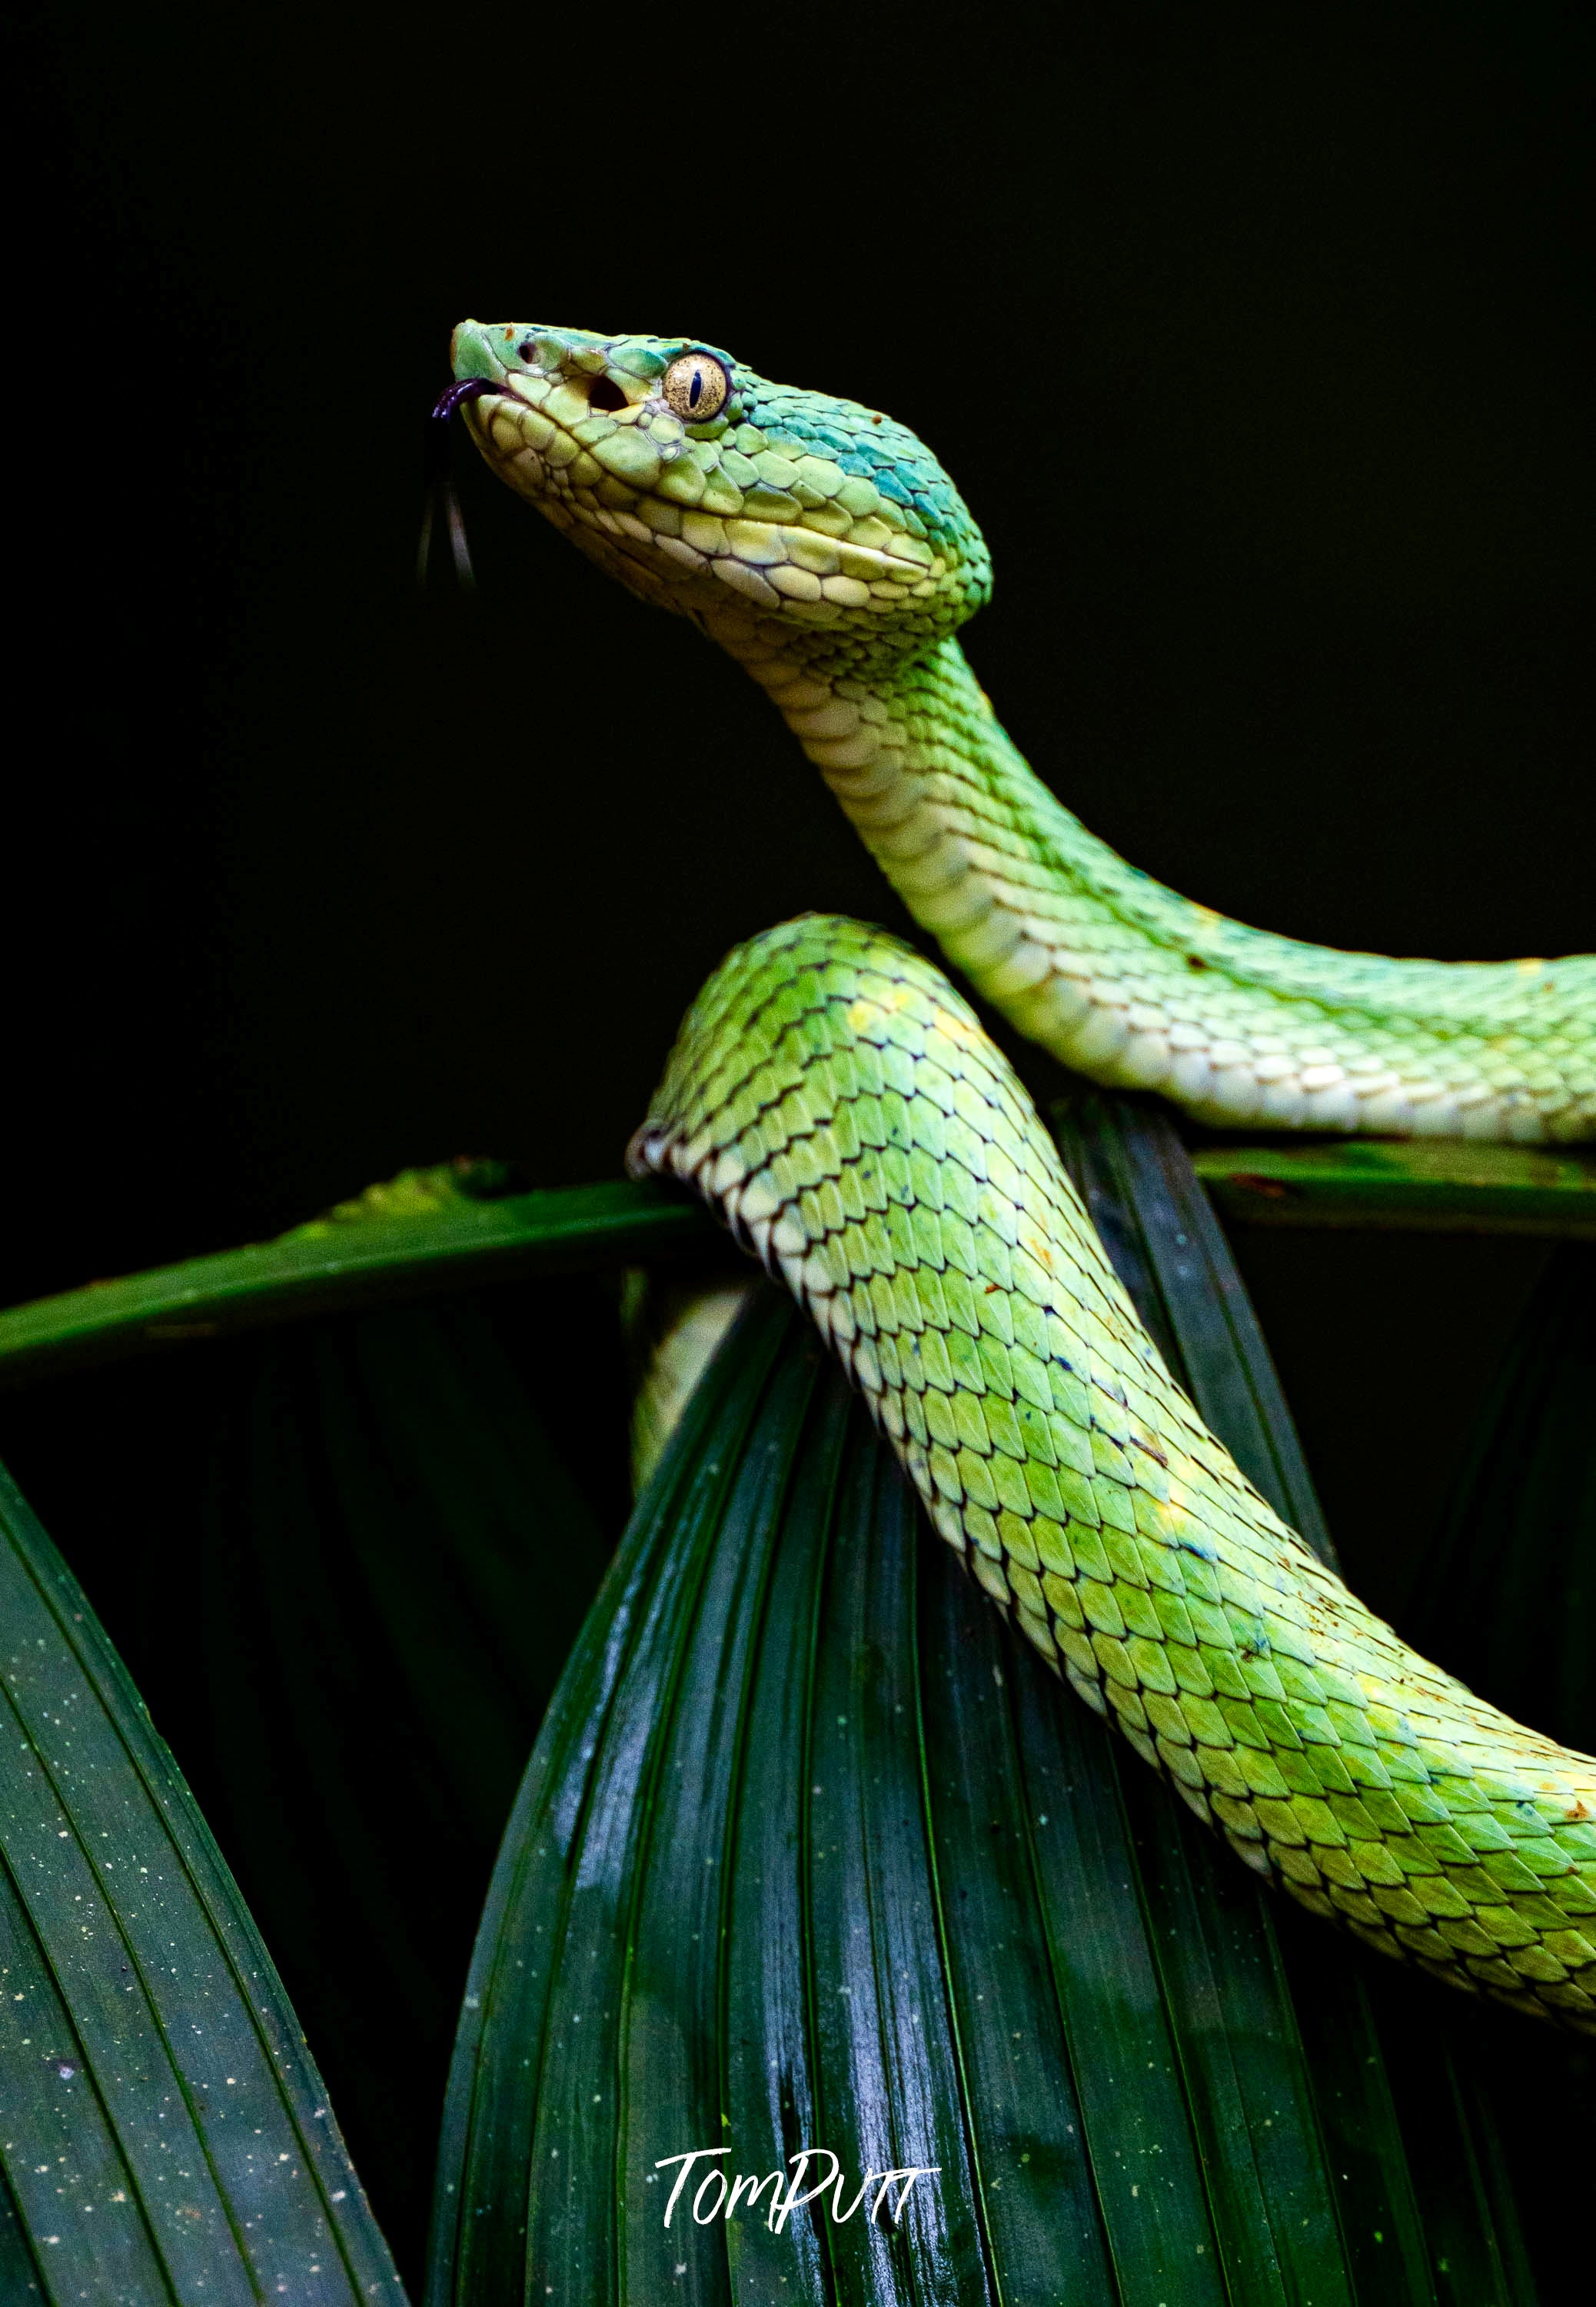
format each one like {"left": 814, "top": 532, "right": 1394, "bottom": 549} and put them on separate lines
{"left": 662, "top": 350, "right": 730, "bottom": 423}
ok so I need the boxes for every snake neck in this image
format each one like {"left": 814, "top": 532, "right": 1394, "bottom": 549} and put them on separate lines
{"left": 710, "top": 620, "right": 1594, "bottom": 1145}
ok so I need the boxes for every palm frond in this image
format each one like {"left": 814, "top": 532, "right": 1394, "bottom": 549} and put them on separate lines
{"left": 1, "top": 1129, "right": 1586, "bottom": 2300}
{"left": 0, "top": 1461, "right": 403, "bottom": 2300}
{"left": 0, "top": 1168, "right": 711, "bottom": 1388}
{"left": 427, "top": 1094, "right": 1549, "bottom": 2305}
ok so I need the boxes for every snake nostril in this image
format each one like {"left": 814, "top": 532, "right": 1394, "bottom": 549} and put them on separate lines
{"left": 517, "top": 337, "right": 537, "bottom": 363}
{"left": 588, "top": 374, "right": 628, "bottom": 414}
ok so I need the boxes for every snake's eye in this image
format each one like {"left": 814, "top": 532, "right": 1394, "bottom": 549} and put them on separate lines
{"left": 662, "top": 351, "right": 730, "bottom": 423}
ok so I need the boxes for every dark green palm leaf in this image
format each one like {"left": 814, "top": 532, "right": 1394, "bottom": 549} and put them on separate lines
{"left": 0, "top": 1167, "right": 723, "bottom": 2289}
{"left": 0, "top": 1460, "right": 403, "bottom": 2302}
{"left": 426, "top": 1093, "right": 1544, "bottom": 2305}
{"left": 0, "top": 1167, "right": 711, "bottom": 1390}
{"left": 1405, "top": 1244, "right": 1596, "bottom": 1756}
{"left": 1393, "top": 1243, "right": 1596, "bottom": 2302}
{"left": 0, "top": 1127, "right": 1584, "bottom": 2301}
{"left": 195, "top": 1290, "right": 626, "bottom": 2276}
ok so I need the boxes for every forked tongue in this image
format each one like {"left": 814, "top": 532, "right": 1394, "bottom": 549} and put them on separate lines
{"left": 417, "top": 378, "right": 495, "bottom": 590}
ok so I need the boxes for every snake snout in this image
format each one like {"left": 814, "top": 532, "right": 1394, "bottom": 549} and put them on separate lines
{"left": 449, "top": 318, "right": 504, "bottom": 384}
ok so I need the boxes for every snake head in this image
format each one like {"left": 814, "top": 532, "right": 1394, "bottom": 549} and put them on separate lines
{"left": 448, "top": 320, "right": 992, "bottom": 673}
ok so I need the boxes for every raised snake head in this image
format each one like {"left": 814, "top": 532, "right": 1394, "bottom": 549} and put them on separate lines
{"left": 448, "top": 320, "right": 992, "bottom": 675}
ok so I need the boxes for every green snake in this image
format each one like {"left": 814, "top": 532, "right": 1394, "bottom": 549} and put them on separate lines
{"left": 447, "top": 318, "right": 1596, "bottom": 2032}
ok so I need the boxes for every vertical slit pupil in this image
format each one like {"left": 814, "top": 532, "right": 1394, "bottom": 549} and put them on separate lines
{"left": 689, "top": 369, "right": 703, "bottom": 408}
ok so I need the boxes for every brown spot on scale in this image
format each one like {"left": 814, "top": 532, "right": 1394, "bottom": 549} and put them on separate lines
{"left": 1186, "top": 954, "right": 1210, "bottom": 970}
{"left": 1228, "top": 1173, "right": 1293, "bottom": 1202}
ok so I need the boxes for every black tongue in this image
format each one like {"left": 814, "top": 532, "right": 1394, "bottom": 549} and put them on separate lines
{"left": 429, "top": 377, "right": 496, "bottom": 422}
{"left": 417, "top": 378, "right": 494, "bottom": 591}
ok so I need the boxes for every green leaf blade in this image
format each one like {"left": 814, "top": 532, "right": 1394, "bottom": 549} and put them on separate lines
{"left": 430, "top": 1091, "right": 1558, "bottom": 2306}
{"left": 919, "top": 1547, "right": 1134, "bottom": 2302}
{"left": 718, "top": 1343, "right": 849, "bottom": 2307}
{"left": 0, "top": 1464, "right": 402, "bottom": 2304}
{"left": 1393, "top": 1242, "right": 1596, "bottom": 2307}
{"left": 1192, "top": 1138, "right": 1596, "bottom": 1240}
{"left": 802, "top": 1427, "right": 998, "bottom": 2307}
{"left": 1000, "top": 1624, "right": 1226, "bottom": 2303}
{"left": 0, "top": 1176, "right": 713, "bottom": 1390}
{"left": 618, "top": 1319, "right": 822, "bottom": 2307}
{"left": 427, "top": 1290, "right": 790, "bottom": 2306}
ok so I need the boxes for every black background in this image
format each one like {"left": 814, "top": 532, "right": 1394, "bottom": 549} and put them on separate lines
{"left": 4, "top": 0, "right": 1593, "bottom": 2281}
{"left": 6, "top": 3, "right": 1588, "bottom": 1286}
{"left": 8, "top": 1, "right": 1591, "bottom": 1610}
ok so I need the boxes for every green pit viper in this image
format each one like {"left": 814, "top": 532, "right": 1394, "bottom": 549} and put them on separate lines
{"left": 444, "top": 318, "right": 1596, "bottom": 2032}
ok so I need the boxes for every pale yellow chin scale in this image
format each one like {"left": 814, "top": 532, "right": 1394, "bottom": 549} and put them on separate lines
{"left": 736, "top": 638, "right": 1595, "bottom": 1147}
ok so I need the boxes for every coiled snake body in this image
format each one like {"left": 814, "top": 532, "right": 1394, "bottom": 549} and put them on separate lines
{"left": 450, "top": 318, "right": 1596, "bottom": 2029}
